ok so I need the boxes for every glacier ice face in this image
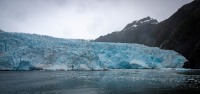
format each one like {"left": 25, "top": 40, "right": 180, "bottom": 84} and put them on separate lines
{"left": 14, "top": 61, "right": 37, "bottom": 71}
{"left": 0, "top": 32, "right": 187, "bottom": 70}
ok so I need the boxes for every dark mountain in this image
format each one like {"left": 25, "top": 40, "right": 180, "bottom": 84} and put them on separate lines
{"left": 95, "top": 0, "right": 200, "bottom": 68}
{"left": 94, "top": 16, "right": 158, "bottom": 46}
{"left": 157, "top": 0, "right": 200, "bottom": 68}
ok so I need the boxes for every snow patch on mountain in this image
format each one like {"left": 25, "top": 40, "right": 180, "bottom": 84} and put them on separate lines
{"left": 132, "top": 24, "right": 137, "bottom": 27}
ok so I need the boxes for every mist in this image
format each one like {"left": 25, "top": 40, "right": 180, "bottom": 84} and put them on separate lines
{"left": 0, "top": 0, "right": 192, "bottom": 39}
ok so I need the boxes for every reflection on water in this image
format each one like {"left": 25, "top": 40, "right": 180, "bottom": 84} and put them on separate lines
{"left": 0, "top": 69, "right": 200, "bottom": 94}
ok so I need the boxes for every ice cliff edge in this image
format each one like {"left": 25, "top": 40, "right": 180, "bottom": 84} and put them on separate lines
{"left": 0, "top": 31, "right": 187, "bottom": 70}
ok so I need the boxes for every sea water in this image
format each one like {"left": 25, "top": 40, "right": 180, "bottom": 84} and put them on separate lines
{"left": 0, "top": 69, "right": 200, "bottom": 94}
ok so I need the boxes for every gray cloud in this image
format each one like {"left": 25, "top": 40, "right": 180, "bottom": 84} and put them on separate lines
{"left": 0, "top": 0, "right": 193, "bottom": 39}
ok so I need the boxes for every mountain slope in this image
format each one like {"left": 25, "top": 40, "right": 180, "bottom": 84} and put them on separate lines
{"left": 158, "top": 0, "right": 200, "bottom": 68}
{"left": 94, "top": 17, "right": 158, "bottom": 46}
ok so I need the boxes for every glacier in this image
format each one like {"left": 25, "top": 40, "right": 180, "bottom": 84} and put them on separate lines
{"left": 0, "top": 31, "right": 187, "bottom": 70}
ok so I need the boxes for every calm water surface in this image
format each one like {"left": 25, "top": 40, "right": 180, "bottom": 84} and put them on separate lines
{"left": 0, "top": 69, "right": 200, "bottom": 94}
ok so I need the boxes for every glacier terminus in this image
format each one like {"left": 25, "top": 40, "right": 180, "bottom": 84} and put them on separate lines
{"left": 0, "top": 31, "right": 187, "bottom": 71}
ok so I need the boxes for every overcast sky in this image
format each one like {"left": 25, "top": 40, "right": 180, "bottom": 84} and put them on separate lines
{"left": 0, "top": 0, "right": 193, "bottom": 39}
